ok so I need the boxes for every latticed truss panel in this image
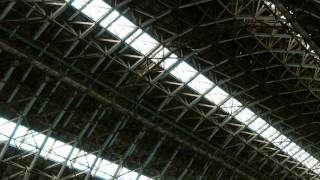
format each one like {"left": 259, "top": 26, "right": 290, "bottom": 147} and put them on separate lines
{"left": 1, "top": 0, "right": 320, "bottom": 179}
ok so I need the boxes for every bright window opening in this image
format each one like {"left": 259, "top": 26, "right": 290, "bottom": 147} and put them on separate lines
{"left": 0, "top": 117, "right": 150, "bottom": 179}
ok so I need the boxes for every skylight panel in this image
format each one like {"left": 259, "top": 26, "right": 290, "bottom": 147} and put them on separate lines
{"left": 247, "top": 117, "right": 268, "bottom": 133}
{"left": 260, "top": 126, "right": 279, "bottom": 141}
{"left": 107, "top": 16, "right": 137, "bottom": 39}
{"left": 11, "top": 125, "right": 28, "bottom": 147}
{"left": 18, "top": 131, "right": 40, "bottom": 152}
{"left": 313, "top": 164, "right": 320, "bottom": 174}
{"left": 0, "top": 120, "right": 16, "bottom": 141}
{"left": 27, "top": 132, "right": 46, "bottom": 149}
{"left": 125, "top": 29, "right": 143, "bottom": 44}
{"left": 130, "top": 32, "right": 159, "bottom": 55}
{"left": 220, "top": 97, "right": 242, "bottom": 114}
{"left": 71, "top": 0, "right": 90, "bottom": 9}
{"left": 139, "top": 175, "right": 152, "bottom": 180}
{"left": 68, "top": 147, "right": 83, "bottom": 163}
{"left": 170, "top": 61, "right": 198, "bottom": 83}
{"left": 188, "top": 74, "right": 214, "bottom": 94}
{"left": 71, "top": 150, "right": 94, "bottom": 171}
{"left": 293, "top": 150, "right": 310, "bottom": 162}
{"left": 119, "top": 168, "right": 139, "bottom": 180}
{"left": 98, "top": 159, "right": 119, "bottom": 177}
{"left": 205, "top": 86, "right": 229, "bottom": 105}
{"left": 99, "top": 10, "right": 120, "bottom": 27}
{"left": 235, "top": 108, "right": 256, "bottom": 124}
{"left": 22, "top": 131, "right": 55, "bottom": 156}
{"left": 0, "top": 116, "right": 152, "bottom": 179}
{"left": 48, "top": 140, "right": 73, "bottom": 162}
{"left": 81, "top": 0, "right": 111, "bottom": 21}
{"left": 283, "top": 142, "right": 301, "bottom": 156}
{"left": 94, "top": 170, "right": 112, "bottom": 179}
{"left": 304, "top": 157, "right": 318, "bottom": 169}
{"left": 39, "top": 136, "right": 56, "bottom": 156}
{"left": 271, "top": 134, "right": 290, "bottom": 149}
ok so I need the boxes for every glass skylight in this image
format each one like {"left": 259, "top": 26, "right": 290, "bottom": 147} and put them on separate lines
{"left": 0, "top": 117, "right": 152, "bottom": 180}
{"left": 188, "top": 74, "right": 214, "bottom": 94}
{"left": 2, "top": 0, "right": 317, "bottom": 177}
{"left": 235, "top": 108, "right": 256, "bottom": 124}
{"left": 248, "top": 117, "right": 268, "bottom": 134}
{"left": 130, "top": 33, "right": 159, "bottom": 55}
{"left": 170, "top": 61, "right": 198, "bottom": 83}
{"left": 99, "top": 10, "right": 120, "bottom": 27}
{"left": 272, "top": 134, "right": 290, "bottom": 149}
{"left": 70, "top": 0, "right": 90, "bottom": 9}
{"left": 81, "top": 0, "right": 111, "bottom": 21}
{"left": 205, "top": 86, "right": 229, "bottom": 105}
{"left": 220, "top": 97, "right": 243, "bottom": 114}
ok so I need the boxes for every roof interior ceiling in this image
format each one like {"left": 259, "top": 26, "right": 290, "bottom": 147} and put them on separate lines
{"left": 0, "top": 0, "right": 320, "bottom": 179}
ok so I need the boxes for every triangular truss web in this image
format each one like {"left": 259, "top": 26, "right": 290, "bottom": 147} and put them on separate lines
{"left": 1, "top": 0, "right": 320, "bottom": 178}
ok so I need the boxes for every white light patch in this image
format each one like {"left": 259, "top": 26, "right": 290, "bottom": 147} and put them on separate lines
{"left": 205, "top": 86, "right": 229, "bottom": 105}
{"left": 81, "top": 0, "right": 111, "bottom": 21}
{"left": 108, "top": 16, "right": 137, "bottom": 39}
{"left": 188, "top": 74, "right": 214, "bottom": 94}
{"left": 248, "top": 118, "right": 268, "bottom": 134}
{"left": 119, "top": 168, "right": 140, "bottom": 180}
{"left": 125, "top": 29, "right": 143, "bottom": 44}
{"left": 130, "top": 32, "right": 159, "bottom": 55}
{"left": 220, "top": 97, "right": 242, "bottom": 114}
{"left": 170, "top": 61, "right": 198, "bottom": 83}
{"left": 97, "top": 159, "right": 118, "bottom": 177}
{"left": 272, "top": 134, "right": 290, "bottom": 149}
{"left": 71, "top": 0, "right": 90, "bottom": 9}
{"left": 260, "top": 126, "right": 279, "bottom": 141}
{"left": 235, "top": 108, "right": 256, "bottom": 124}
{"left": 293, "top": 150, "right": 310, "bottom": 162}
{"left": 0, "top": 117, "right": 153, "bottom": 179}
{"left": 99, "top": 10, "right": 120, "bottom": 27}
{"left": 283, "top": 142, "right": 301, "bottom": 156}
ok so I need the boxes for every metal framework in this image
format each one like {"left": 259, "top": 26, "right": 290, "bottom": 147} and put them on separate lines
{"left": 1, "top": 0, "right": 320, "bottom": 179}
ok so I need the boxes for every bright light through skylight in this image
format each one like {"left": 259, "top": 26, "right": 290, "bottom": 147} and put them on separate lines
{"left": 130, "top": 33, "right": 159, "bottom": 55}
{"left": 170, "top": 61, "right": 198, "bottom": 83}
{"left": 220, "top": 97, "right": 243, "bottom": 114}
{"left": 205, "top": 86, "right": 229, "bottom": 105}
{"left": 0, "top": 117, "right": 152, "bottom": 180}
{"left": 188, "top": 74, "right": 214, "bottom": 94}
{"left": 4, "top": 0, "right": 317, "bottom": 177}
{"left": 81, "top": 0, "right": 111, "bottom": 21}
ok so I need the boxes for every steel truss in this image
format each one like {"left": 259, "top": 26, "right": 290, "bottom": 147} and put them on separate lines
{"left": 0, "top": 0, "right": 320, "bottom": 179}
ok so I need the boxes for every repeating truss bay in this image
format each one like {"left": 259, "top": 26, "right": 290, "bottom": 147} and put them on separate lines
{"left": 1, "top": 0, "right": 320, "bottom": 179}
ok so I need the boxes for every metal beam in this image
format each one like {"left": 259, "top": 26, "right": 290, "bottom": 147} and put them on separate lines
{"left": 0, "top": 37, "right": 258, "bottom": 180}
